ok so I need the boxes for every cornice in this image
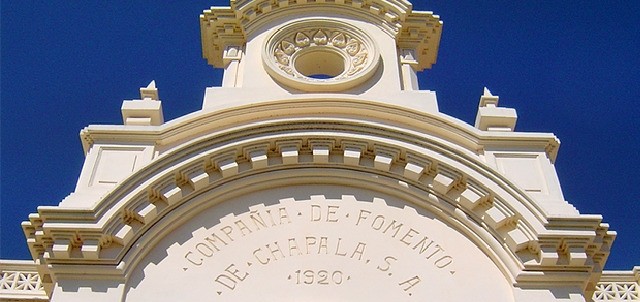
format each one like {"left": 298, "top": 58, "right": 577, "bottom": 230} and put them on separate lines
{"left": 79, "top": 98, "right": 560, "bottom": 162}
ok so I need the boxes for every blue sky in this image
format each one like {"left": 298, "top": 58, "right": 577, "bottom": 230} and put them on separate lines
{"left": 2, "top": 1, "right": 639, "bottom": 270}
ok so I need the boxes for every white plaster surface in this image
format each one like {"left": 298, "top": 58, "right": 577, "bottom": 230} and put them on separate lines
{"left": 124, "top": 185, "right": 514, "bottom": 301}
{"left": 6, "top": 1, "right": 637, "bottom": 302}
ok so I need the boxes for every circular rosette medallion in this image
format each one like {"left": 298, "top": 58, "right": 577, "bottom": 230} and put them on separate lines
{"left": 263, "top": 19, "right": 381, "bottom": 92}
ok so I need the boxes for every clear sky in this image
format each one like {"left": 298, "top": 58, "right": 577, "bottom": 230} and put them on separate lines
{"left": 2, "top": 1, "right": 639, "bottom": 270}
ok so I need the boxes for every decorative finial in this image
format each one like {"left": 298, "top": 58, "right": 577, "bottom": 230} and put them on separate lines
{"left": 475, "top": 87, "right": 516, "bottom": 132}
{"left": 122, "top": 80, "right": 164, "bottom": 126}
{"left": 140, "top": 80, "right": 159, "bottom": 100}
{"left": 479, "top": 87, "right": 499, "bottom": 107}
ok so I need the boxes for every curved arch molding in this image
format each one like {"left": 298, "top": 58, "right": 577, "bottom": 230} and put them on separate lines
{"left": 24, "top": 102, "right": 613, "bottom": 294}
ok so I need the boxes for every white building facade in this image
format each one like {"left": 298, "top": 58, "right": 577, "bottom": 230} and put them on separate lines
{"left": 1, "top": 0, "right": 638, "bottom": 301}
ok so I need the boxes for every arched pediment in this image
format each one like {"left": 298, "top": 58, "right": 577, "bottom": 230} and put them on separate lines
{"left": 24, "top": 104, "right": 612, "bottom": 294}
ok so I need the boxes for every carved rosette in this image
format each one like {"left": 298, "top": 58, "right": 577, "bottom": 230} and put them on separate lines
{"left": 263, "top": 19, "right": 381, "bottom": 92}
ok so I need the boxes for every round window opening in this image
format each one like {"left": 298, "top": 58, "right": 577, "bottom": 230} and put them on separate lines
{"left": 262, "top": 19, "right": 381, "bottom": 91}
{"left": 294, "top": 49, "right": 345, "bottom": 79}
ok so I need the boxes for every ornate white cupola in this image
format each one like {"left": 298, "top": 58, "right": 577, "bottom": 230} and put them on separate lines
{"left": 199, "top": 0, "right": 443, "bottom": 112}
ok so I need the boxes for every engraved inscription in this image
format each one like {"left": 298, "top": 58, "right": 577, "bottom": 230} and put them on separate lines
{"left": 180, "top": 197, "right": 458, "bottom": 297}
{"left": 399, "top": 275, "right": 421, "bottom": 296}
{"left": 183, "top": 206, "right": 292, "bottom": 267}
{"left": 214, "top": 263, "right": 249, "bottom": 291}
{"left": 291, "top": 270, "right": 347, "bottom": 285}
{"left": 251, "top": 237, "right": 367, "bottom": 264}
{"left": 355, "top": 209, "right": 453, "bottom": 268}
{"left": 311, "top": 204, "right": 340, "bottom": 222}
